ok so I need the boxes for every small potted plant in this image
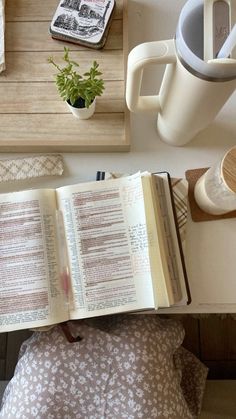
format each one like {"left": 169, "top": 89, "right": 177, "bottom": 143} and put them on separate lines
{"left": 48, "top": 47, "right": 105, "bottom": 119}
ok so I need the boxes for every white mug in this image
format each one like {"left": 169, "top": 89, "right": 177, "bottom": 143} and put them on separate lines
{"left": 126, "top": 0, "right": 236, "bottom": 146}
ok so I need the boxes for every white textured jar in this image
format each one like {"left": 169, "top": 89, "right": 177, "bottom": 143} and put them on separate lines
{"left": 194, "top": 147, "right": 236, "bottom": 215}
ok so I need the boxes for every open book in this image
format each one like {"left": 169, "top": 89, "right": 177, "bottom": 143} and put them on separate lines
{"left": 0, "top": 172, "right": 190, "bottom": 332}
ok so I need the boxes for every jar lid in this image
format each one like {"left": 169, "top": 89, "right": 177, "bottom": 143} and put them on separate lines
{"left": 222, "top": 146, "right": 236, "bottom": 193}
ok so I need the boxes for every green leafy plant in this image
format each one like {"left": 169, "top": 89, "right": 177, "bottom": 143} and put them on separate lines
{"left": 48, "top": 47, "right": 105, "bottom": 108}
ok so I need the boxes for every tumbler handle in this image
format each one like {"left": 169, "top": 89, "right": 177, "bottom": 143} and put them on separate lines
{"left": 126, "top": 39, "right": 176, "bottom": 113}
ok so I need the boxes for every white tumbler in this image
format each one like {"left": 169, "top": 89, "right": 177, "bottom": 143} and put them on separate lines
{"left": 126, "top": 0, "right": 236, "bottom": 146}
{"left": 194, "top": 146, "right": 236, "bottom": 215}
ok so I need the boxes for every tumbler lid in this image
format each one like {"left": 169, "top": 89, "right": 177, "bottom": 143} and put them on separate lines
{"left": 176, "top": 0, "right": 236, "bottom": 81}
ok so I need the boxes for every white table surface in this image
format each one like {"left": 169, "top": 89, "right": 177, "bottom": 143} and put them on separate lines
{"left": 0, "top": 0, "right": 236, "bottom": 313}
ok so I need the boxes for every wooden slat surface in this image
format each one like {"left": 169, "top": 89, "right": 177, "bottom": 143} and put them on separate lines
{"left": 0, "top": 81, "right": 124, "bottom": 113}
{"left": 182, "top": 316, "right": 200, "bottom": 357}
{"left": 0, "top": 0, "right": 129, "bottom": 151}
{"left": 3, "top": 51, "right": 123, "bottom": 82}
{"left": 0, "top": 360, "right": 5, "bottom": 380}
{"left": 6, "top": 0, "right": 123, "bottom": 21}
{"left": 0, "top": 114, "right": 126, "bottom": 152}
{"left": 6, "top": 19, "right": 123, "bottom": 51}
{"left": 0, "top": 333, "right": 7, "bottom": 379}
{"left": 204, "top": 360, "right": 236, "bottom": 379}
{"left": 200, "top": 317, "right": 236, "bottom": 360}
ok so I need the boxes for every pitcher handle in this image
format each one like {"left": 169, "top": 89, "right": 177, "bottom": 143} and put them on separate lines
{"left": 126, "top": 39, "right": 176, "bottom": 113}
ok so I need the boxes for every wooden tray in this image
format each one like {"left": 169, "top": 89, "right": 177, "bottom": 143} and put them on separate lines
{"left": 0, "top": 0, "right": 130, "bottom": 152}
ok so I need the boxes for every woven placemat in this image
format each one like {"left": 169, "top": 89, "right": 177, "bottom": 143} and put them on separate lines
{"left": 0, "top": 154, "right": 64, "bottom": 182}
{"left": 185, "top": 168, "right": 236, "bottom": 222}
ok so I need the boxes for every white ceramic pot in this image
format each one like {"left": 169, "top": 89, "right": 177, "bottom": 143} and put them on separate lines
{"left": 66, "top": 99, "right": 96, "bottom": 120}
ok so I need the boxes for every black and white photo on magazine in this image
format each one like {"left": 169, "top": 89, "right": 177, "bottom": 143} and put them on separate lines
{"left": 51, "top": 0, "right": 115, "bottom": 44}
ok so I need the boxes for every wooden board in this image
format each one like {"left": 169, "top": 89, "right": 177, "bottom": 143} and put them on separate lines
{"left": 0, "top": 0, "right": 130, "bottom": 152}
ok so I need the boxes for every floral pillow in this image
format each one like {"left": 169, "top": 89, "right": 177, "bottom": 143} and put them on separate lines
{"left": 0, "top": 315, "right": 208, "bottom": 419}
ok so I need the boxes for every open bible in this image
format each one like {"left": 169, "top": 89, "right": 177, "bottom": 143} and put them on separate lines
{"left": 0, "top": 172, "right": 190, "bottom": 332}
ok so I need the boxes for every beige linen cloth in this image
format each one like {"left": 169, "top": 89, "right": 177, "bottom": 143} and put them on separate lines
{"left": 0, "top": 0, "right": 5, "bottom": 73}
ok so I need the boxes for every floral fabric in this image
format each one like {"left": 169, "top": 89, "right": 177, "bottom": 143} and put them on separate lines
{"left": 0, "top": 315, "right": 208, "bottom": 418}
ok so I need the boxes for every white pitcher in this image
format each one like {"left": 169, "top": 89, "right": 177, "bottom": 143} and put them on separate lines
{"left": 126, "top": 0, "right": 236, "bottom": 146}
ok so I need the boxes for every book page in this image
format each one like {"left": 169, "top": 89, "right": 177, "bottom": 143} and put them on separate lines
{"left": 141, "top": 173, "right": 173, "bottom": 307}
{"left": 154, "top": 173, "right": 189, "bottom": 305}
{"left": 0, "top": 189, "right": 68, "bottom": 332}
{"left": 56, "top": 173, "right": 155, "bottom": 319}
